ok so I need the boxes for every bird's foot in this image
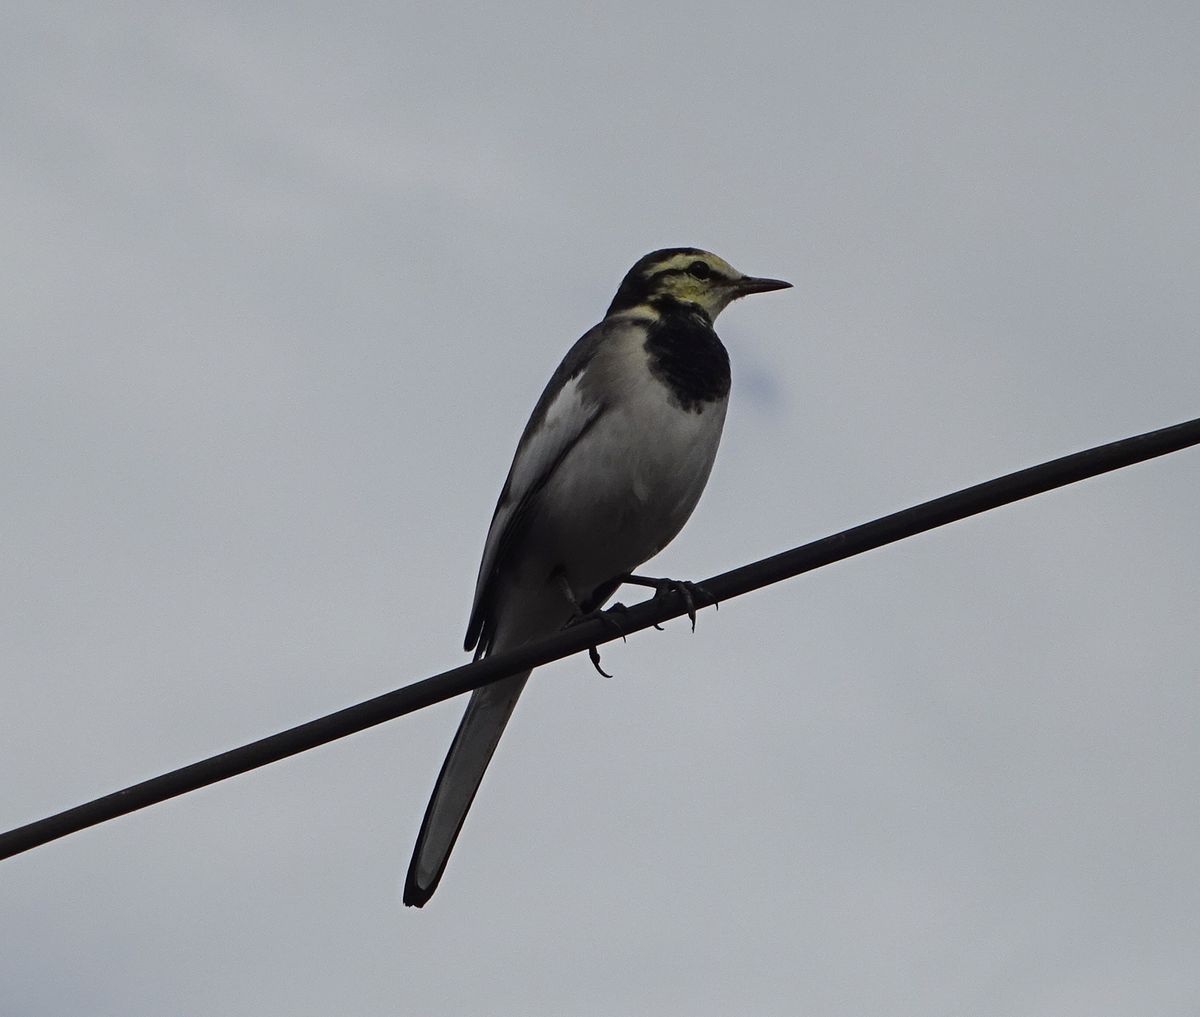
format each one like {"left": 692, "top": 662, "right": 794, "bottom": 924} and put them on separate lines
{"left": 565, "top": 604, "right": 629, "bottom": 679}
{"left": 621, "top": 574, "right": 717, "bottom": 632}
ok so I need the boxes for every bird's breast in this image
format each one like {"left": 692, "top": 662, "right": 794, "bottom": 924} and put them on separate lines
{"left": 537, "top": 339, "right": 729, "bottom": 590}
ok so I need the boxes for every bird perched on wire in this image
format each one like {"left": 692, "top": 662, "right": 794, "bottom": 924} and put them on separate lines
{"left": 404, "top": 247, "right": 791, "bottom": 907}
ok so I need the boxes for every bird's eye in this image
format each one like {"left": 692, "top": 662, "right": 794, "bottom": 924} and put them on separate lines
{"left": 687, "top": 260, "right": 711, "bottom": 280}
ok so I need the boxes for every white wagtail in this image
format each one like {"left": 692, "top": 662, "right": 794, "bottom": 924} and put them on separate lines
{"left": 404, "top": 248, "right": 791, "bottom": 907}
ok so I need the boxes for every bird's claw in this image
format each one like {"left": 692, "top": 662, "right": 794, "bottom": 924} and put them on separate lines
{"left": 623, "top": 574, "right": 717, "bottom": 632}
{"left": 567, "top": 604, "right": 629, "bottom": 678}
{"left": 587, "top": 645, "right": 613, "bottom": 679}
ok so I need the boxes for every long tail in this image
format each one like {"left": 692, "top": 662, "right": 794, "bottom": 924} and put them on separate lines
{"left": 403, "top": 670, "right": 531, "bottom": 907}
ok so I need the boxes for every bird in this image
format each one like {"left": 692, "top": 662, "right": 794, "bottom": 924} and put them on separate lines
{"left": 403, "top": 247, "right": 791, "bottom": 907}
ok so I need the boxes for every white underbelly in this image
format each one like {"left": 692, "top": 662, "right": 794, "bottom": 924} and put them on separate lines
{"left": 537, "top": 392, "right": 727, "bottom": 592}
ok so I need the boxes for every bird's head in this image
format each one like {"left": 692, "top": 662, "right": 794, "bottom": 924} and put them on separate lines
{"left": 606, "top": 247, "right": 791, "bottom": 321}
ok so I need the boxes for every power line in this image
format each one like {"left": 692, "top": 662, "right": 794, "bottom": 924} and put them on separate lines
{"left": 2, "top": 414, "right": 1198, "bottom": 862}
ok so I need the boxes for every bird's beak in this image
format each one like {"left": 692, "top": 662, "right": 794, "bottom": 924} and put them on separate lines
{"left": 734, "top": 275, "right": 792, "bottom": 297}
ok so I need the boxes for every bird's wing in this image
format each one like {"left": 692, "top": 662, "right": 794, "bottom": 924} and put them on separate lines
{"left": 463, "top": 322, "right": 610, "bottom": 654}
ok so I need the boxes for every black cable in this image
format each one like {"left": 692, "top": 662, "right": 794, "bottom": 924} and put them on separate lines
{"left": 2, "top": 414, "right": 1197, "bottom": 862}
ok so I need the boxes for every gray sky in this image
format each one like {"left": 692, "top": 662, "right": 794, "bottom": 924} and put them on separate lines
{"left": 3, "top": 3, "right": 1198, "bottom": 1015}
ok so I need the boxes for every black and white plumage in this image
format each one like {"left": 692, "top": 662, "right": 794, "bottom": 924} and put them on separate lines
{"left": 404, "top": 248, "right": 790, "bottom": 907}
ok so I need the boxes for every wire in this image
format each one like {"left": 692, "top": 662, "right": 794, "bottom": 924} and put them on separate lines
{"left": 2, "top": 414, "right": 1197, "bottom": 862}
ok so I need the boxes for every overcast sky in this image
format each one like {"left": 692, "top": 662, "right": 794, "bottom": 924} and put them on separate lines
{"left": 3, "top": 3, "right": 1198, "bottom": 1015}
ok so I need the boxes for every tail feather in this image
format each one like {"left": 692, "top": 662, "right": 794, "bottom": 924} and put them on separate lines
{"left": 403, "top": 671, "right": 531, "bottom": 907}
